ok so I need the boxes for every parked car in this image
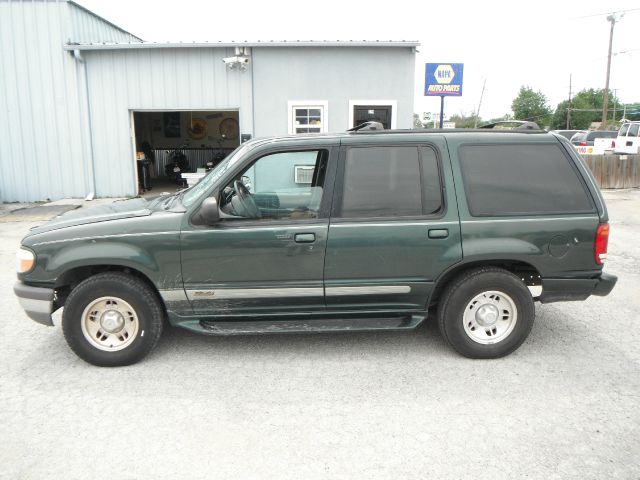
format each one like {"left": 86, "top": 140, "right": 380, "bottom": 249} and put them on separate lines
{"left": 14, "top": 129, "right": 616, "bottom": 366}
{"left": 550, "top": 129, "right": 584, "bottom": 140}
{"left": 570, "top": 130, "right": 618, "bottom": 155}
{"left": 615, "top": 121, "right": 640, "bottom": 154}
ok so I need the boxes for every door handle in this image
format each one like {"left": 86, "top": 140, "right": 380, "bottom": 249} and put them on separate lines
{"left": 428, "top": 228, "right": 449, "bottom": 239}
{"left": 294, "top": 233, "right": 315, "bottom": 243}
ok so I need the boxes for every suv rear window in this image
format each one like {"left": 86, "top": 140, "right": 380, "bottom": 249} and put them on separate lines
{"left": 458, "top": 144, "right": 594, "bottom": 216}
{"left": 340, "top": 145, "right": 442, "bottom": 218}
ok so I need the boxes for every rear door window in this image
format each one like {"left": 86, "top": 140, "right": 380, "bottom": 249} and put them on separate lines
{"left": 458, "top": 144, "right": 594, "bottom": 216}
{"left": 628, "top": 123, "right": 640, "bottom": 137}
{"left": 339, "top": 145, "right": 442, "bottom": 218}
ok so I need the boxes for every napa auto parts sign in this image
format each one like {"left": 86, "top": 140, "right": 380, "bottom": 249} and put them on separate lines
{"left": 425, "top": 63, "right": 464, "bottom": 96}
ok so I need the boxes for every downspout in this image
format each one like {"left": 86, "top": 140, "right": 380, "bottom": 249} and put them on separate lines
{"left": 249, "top": 47, "right": 255, "bottom": 138}
{"left": 73, "top": 49, "right": 97, "bottom": 200}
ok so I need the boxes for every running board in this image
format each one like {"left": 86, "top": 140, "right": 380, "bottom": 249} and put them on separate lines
{"left": 199, "top": 316, "right": 424, "bottom": 335}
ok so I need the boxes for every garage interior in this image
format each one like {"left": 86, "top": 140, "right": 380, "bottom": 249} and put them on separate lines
{"left": 133, "top": 110, "right": 240, "bottom": 193}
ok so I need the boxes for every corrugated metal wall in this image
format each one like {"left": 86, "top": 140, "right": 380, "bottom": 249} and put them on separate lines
{"left": 67, "top": 1, "right": 140, "bottom": 44}
{"left": 83, "top": 47, "right": 254, "bottom": 197}
{"left": 253, "top": 47, "right": 416, "bottom": 136}
{"left": 0, "top": 0, "right": 143, "bottom": 202}
{"left": 0, "top": 1, "right": 87, "bottom": 202}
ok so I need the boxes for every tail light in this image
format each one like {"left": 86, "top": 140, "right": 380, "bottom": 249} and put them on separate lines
{"left": 595, "top": 223, "right": 609, "bottom": 265}
{"left": 580, "top": 141, "right": 587, "bottom": 146}
{"left": 611, "top": 140, "right": 616, "bottom": 148}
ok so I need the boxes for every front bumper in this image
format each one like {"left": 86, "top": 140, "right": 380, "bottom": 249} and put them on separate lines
{"left": 540, "top": 272, "right": 617, "bottom": 303}
{"left": 13, "top": 282, "right": 55, "bottom": 326}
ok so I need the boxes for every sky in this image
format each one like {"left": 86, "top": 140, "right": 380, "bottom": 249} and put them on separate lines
{"left": 76, "top": 0, "right": 640, "bottom": 122}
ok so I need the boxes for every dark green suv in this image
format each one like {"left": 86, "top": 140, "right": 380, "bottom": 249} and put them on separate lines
{"left": 14, "top": 130, "right": 617, "bottom": 366}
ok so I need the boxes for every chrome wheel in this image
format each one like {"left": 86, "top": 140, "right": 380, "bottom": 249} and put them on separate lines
{"left": 80, "top": 296, "right": 139, "bottom": 352}
{"left": 462, "top": 290, "right": 518, "bottom": 344}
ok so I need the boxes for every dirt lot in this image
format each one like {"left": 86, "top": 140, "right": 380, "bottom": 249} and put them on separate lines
{"left": 0, "top": 190, "right": 638, "bottom": 480}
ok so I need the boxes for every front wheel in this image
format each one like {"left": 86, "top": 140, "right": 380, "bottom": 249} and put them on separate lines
{"left": 62, "top": 272, "right": 164, "bottom": 366}
{"left": 437, "top": 267, "right": 535, "bottom": 359}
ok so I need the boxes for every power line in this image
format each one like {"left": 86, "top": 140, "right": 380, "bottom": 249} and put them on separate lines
{"left": 566, "top": 7, "right": 640, "bottom": 20}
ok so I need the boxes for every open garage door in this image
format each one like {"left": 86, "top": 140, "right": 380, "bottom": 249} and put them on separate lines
{"left": 132, "top": 110, "right": 240, "bottom": 194}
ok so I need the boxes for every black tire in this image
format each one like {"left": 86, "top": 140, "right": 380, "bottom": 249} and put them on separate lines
{"left": 437, "top": 267, "right": 535, "bottom": 359}
{"left": 62, "top": 272, "right": 164, "bottom": 367}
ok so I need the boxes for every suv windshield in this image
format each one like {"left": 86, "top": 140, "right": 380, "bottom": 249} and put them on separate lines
{"left": 181, "top": 142, "right": 257, "bottom": 207}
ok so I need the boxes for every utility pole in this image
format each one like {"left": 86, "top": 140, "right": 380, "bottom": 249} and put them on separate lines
{"left": 567, "top": 74, "right": 572, "bottom": 129}
{"left": 612, "top": 88, "right": 617, "bottom": 124}
{"left": 602, "top": 13, "right": 623, "bottom": 129}
{"left": 474, "top": 79, "right": 486, "bottom": 128}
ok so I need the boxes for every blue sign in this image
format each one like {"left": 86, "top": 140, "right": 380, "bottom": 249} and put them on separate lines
{"left": 425, "top": 63, "right": 464, "bottom": 96}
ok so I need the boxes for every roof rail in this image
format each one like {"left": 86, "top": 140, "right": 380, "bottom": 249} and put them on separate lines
{"left": 347, "top": 121, "right": 385, "bottom": 132}
{"left": 479, "top": 120, "right": 541, "bottom": 130}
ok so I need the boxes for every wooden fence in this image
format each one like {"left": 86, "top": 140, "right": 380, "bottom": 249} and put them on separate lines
{"left": 581, "top": 154, "right": 640, "bottom": 189}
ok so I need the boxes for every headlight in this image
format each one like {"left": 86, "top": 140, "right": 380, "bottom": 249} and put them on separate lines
{"left": 16, "top": 248, "right": 35, "bottom": 274}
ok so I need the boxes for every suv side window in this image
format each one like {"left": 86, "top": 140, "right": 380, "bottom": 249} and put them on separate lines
{"left": 339, "top": 145, "right": 442, "bottom": 218}
{"left": 458, "top": 144, "right": 594, "bottom": 216}
{"left": 219, "top": 150, "right": 328, "bottom": 220}
{"left": 628, "top": 123, "right": 639, "bottom": 137}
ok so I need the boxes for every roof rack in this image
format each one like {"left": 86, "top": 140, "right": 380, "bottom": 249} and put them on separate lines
{"left": 347, "top": 121, "right": 385, "bottom": 132}
{"left": 479, "top": 120, "right": 541, "bottom": 130}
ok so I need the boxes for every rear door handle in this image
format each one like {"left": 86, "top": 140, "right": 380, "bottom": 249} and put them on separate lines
{"left": 294, "top": 233, "right": 316, "bottom": 243}
{"left": 428, "top": 228, "right": 449, "bottom": 239}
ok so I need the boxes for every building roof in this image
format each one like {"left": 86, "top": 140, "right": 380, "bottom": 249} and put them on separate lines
{"left": 63, "top": 40, "right": 420, "bottom": 51}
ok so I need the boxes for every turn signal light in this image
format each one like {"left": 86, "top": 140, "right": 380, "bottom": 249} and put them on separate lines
{"left": 594, "top": 223, "right": 609, "bottom": 265}
{"left": 16, "top": 248, "right": 35, "bottom": 273}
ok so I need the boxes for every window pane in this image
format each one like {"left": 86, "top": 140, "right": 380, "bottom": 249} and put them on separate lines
{"left": 222, "top": 151, "right": 325, "bottom": 220}
{"left": 629, "top": 124, "right": 639, "bottom": 136}
{"left": 458, "top": 144, "right": 593, "bottom": 216}
{"left": 421, "top": 147, "right": 442, "bottom": 214}
{"left": 619, "top": 124, "right": 630, "bottom": 136}
{"left": 342, "top": 146, "right": 422, "bottom": 218}
{"left": 291, "top": 105, "right": 324, "bottom": 135}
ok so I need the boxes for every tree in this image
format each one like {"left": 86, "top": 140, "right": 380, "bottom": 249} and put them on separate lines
{"left": 551, "top": 89, "right": 620, "bottom": 130}
{"left": 413, "top": 113, "right": 425, "bottom": 129}
{"left": 447, "top": 112, "right": 480, "bottom": 128}
{"left": 619, "top": 103, "right": 640, "bottom": 121}
{"left": 511, "top": 86, "right": 552, "bottom": 127}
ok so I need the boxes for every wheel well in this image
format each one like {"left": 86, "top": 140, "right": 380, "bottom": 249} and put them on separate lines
{"left": 429, "top": 260, "right": 541, "bottom": 308}
{"left": 54, "top": 265, "right": 161, "bottom": 308}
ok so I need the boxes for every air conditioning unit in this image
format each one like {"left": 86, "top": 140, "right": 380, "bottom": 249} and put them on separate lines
{"left": 294, "top": 165, "right": 314, "bottom": 184}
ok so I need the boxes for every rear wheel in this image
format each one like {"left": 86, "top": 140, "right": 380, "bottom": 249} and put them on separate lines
{"left": 437, "top": 267, "right": 535, "bottom": 359}
{"left": 62, "top": 272, "right": 164, "bottom": 366}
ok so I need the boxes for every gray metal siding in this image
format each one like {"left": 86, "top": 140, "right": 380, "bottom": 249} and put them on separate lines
{"left": 0, "top": 0, "right": 88, "bottom": 202}
{"left": 83, "top": 47, "right": 254, "bottom": 197}
{"left": 252, "top": 47, "right": 415, "bottom": 136}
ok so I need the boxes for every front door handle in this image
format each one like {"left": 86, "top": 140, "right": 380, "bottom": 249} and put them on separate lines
{"left": 428, "top": 228, "right": 449, "bottom": 239}
{"left": 294, "top": 233, "right": 316, "bottom": 243}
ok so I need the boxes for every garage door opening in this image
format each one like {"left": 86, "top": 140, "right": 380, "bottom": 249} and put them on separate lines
{"left": 132, "top": 110, "right": 240, "bottom": 194}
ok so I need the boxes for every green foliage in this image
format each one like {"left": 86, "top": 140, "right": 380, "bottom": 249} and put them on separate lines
{"left": 551, "top": 89, "right": 620, "bottom": 129}
{"left": 447, "top": 112, "right": 480, "bottom": 128}
{"left": 622, "top": 103, "right": 640, "bottom": 121}
{"left": 511, "top": 86, "right": 552, "bottom": 127}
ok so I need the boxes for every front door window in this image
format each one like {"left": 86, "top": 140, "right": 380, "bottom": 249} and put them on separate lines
{"left": 219, "top": 150, "right": 328, "bottom": 221}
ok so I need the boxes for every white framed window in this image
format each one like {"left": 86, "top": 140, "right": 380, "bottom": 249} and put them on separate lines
{"left": 348, "top": 100, "right": 397, "bottom": 129}
{"left": 288, "top": 101, "right": 328, "bottom": 134}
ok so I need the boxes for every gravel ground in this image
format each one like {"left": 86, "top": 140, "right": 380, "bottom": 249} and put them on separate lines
{"left": 1, "top": 191, "right": 638, "bottom": 480}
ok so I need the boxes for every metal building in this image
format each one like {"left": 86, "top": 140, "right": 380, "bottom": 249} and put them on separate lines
{"left": 0, "top": 0, "right": 418, "bottom": 202}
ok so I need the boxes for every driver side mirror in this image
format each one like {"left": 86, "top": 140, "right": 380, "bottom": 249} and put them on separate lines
{"left": 193, "top": 196, "right": 220, "bottom": 226}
